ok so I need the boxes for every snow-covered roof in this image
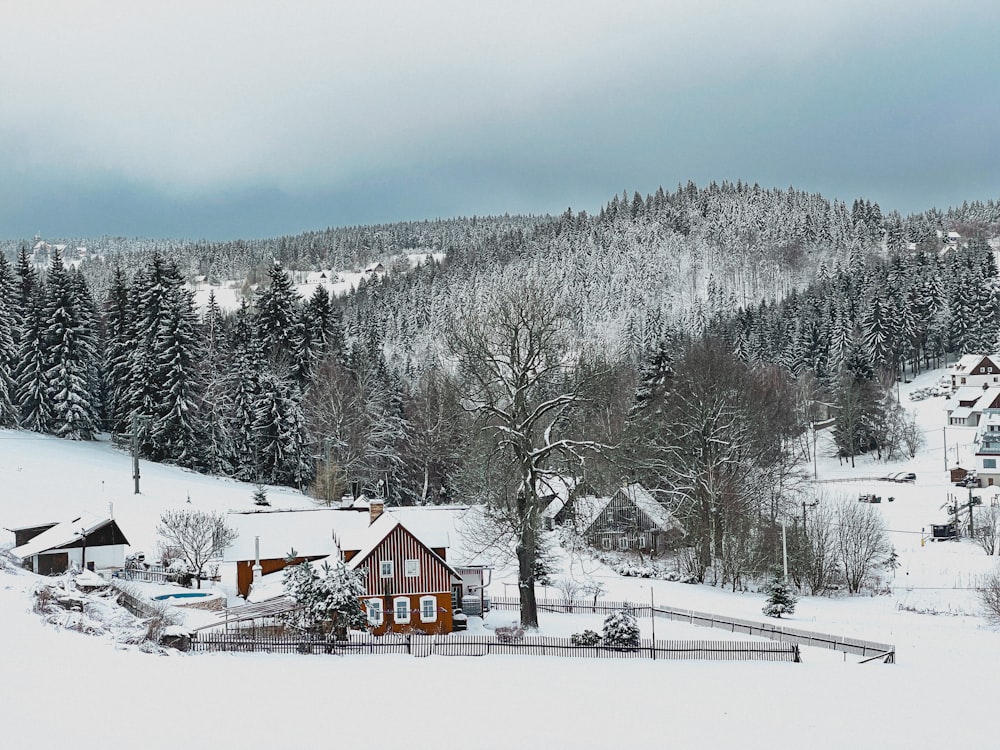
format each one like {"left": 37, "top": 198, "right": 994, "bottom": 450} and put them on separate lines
{"left": 619, "top": 484, "right": 683, "bottom": 533}
{"left": 953, "top": 385, "right": 987, "bottom": 402}
{"left": 951, "top": 354, "right": 987, "bottom": 374}
{"left": 224, "top": 507, "right": 372, "bottom": 562}
{"left": 10, "top": 512, "right": 120, "bottom": 560}
{"left": 949, "top": 406, "right": 974, "bottom": 420}
{"left": 225, "top": 504, "right": 465, "bottom": 565}
{"left": 562, "top": 485, "right": 683, "bottom": 535}
{"left": 538, "top": 475, "right": 576, "bottom": 519}
{"left": 344, "top": 512, "right": 462, "bottom": 582}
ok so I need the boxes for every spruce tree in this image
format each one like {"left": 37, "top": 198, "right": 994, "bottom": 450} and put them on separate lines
{"left": 43, "top": 249, "right": 97, "bottom": 440}
{"left": 602, "top": 607, "right": 640, "bottom": 648}
{"left": 15, "top": 281, "right": 51, "bottom": 433}
{"left": 255, "top": 262, "right": 298, "bottom": 369}
{"left": 0, "top": 255, "right": 17, "bottom": 426}
{"left": 762, "top": 575, "right": 797, "bottom": 618}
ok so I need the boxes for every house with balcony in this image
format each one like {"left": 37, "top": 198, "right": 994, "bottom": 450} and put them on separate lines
{"left": 974, "top": 412, "right": 1000, "bottom": 487}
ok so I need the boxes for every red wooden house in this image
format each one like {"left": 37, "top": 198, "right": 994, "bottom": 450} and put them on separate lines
{"left": 343, "top": 506, "right": 463, "bottom": 635}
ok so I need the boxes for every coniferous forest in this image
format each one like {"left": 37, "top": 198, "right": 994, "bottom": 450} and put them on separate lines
{"left": 3, "top": 181, "right": 1000, "bottom": 590}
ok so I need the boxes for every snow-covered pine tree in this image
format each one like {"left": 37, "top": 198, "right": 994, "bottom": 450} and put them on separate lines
{"left": 69, "top": 269, "right": 102, "bottom": 433}
{"left": 253, "top": 371, "right": 311, "bottom": 488}
{"left": 148, "top": 284, "right": 204, "bottom": 467}
{"left": 43, "top": 248, "right": 98, "bottom": 440}
{"left": 14, "top": 281, "right": 50, "bottom": 433}
{"left": 602, "top": 606, "right": 640, "bottom": 648}
{"left": 762, "top": 575, "right": 797, "bottom": 618}
{"left": 252, "top": 484, "right": 269, "bottom": 506}
{"left": 282, "top": 557, "right": 366, "bottom": 636}
{"left": 0, "top": 254, "right": 17, "bottom": 426}
{"left": 101, "top": 267, "right": 135, "bottom": 436}
{"left": 199, "top": 290, "right": 235, "bottom": 477}
{"left": 255, "top": 261, "right": 298, "bottom": 369}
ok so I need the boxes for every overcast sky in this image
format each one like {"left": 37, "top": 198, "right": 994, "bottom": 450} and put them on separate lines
{"left": 2, "top": 1, "right": 998, "bottom": 241}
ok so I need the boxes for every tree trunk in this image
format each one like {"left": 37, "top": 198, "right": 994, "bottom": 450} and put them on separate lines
{"left": 517, "top": 538, "right": 539, "bottom": 629}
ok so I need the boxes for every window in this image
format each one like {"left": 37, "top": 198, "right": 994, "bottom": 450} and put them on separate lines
{"left": 366, "top": 599, "right": 383, "bottom": 627}
{"left": 420, "top": 595, "right": 437, "bottom": 623}
{"left": 618, "top": 537, "right": 629, "bottom": 550}
{"left": 984, "top": 459, "right": 997, "bottom": 469}
{"left": 404, "top": 559, "right": 420, "bottom": 577}
{"left": 394, "top": 597, "right": 410, "bottom": 624}
{"left": 601, "top": 538, "right": 612, "bottom": 550}
{"left": 379, "top": 560, "right": 393, "bottom": 578}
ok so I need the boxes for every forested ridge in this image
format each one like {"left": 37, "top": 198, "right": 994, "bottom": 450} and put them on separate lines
{"left": 2, "top": 181, "right": 999, "bottom": 597}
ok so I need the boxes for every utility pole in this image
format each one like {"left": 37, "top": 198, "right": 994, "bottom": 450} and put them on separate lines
{"left": 781, "top": 520, "right": 789, "bottom": 582}
{"left": 811, "top": 422, "right": 818, "bottom": 480}
{"left": 942, "top": 427, "right": 948, "bottom": 472}
{"left": 968, "top": 483, "right": 976, "bottom": 538}
{"left": 125, "top": 411, "right": 147, "bottom": 495}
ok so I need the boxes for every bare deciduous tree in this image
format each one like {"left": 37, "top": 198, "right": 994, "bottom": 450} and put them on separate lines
{"left": 979, "top": 566, "right": 1000, "bottom": 624}
{"left": 800, "top": 494, "right": 839, "bottom": 595}
{"left": 446, "top": 277, "right": 605, "bottom": 629}
{"left": 834, "top": 497, "right": 891, "bottom": 593}
{"left": 970, "top": 502, "right": 1000, "bottom": 555}
{"left": 156, "top": 509, "right": 238, "bottom": 589}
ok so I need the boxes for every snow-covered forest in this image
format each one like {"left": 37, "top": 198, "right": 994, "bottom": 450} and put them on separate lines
{"left": 2, "top": 182, "right": 1000, "bottom": 596}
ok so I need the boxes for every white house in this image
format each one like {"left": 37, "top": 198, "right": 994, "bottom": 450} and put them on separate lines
{"left": 948, "top": 354, "right": 1000, "bottom": 392}
{"left": 8, "top": 512, "right": 129, "bottom": 576}
{"left": 975, "top": 412, "right": 1000, "bottom": 488}
{"left": 946, "top": 386, "right": 1000, "bottom": 426}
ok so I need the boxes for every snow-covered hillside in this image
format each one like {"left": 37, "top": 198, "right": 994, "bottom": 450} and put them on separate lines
{"left": 1, "top": 365, "right": 999, "bottom": 749}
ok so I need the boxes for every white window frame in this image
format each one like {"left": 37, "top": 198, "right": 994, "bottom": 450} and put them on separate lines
{"left": 618, "top": 537, "right": 630, "bottom": 550}
{"left": 366, "top": 598, "right": 383, "bottom": 627}
{"left": 601, "top": 537, "right": 612, "bottom": 550}
{"left": 419, "top": 595, "right": 437, "bottom": 623}
{"left": 404, "top": 558, "right": 420, "bottom": 578}
{"left": 379, "top": 560, "right": 393, "bottom": 578}
{"left": 393, "top": 596, "right": 411, "bottom": 624}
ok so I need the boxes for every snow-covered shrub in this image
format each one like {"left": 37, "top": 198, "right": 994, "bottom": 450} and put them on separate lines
{"left": 602, "top": 607, "right": 640, "bottom": 648}
{"left": 283, "top": 558, "right": 367, "bottom": 637}
{"left": 495, "top": 624, "right": 524, "bottom": 642}
{"left": 979, "top": 567, "right": 1000, "bottom": 625}
{"left": 762, "top": 576, "right": 797, "bottom": 618}
{"left": 570, "top": 629, "right": 602, "bottom": 646}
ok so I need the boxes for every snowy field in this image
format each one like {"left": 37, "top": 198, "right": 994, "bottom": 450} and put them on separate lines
{"left": 1, "top": 365, "right": 999, "bottom": 749}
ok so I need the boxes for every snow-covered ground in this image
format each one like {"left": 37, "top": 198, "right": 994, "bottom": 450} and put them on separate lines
{"left": 1, "top": 365, "right": 998, "bottom": 748}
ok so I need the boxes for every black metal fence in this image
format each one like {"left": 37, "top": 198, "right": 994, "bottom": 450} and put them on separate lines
{"left": 189, "top": 631, "right": 799, "bottom": 662}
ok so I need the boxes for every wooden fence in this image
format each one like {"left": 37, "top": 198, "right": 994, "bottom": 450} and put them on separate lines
{"left": 116, "top": 567, "right": 172, "bottom": 584}
{"left": 490, "top": 596, "right": 895, "bottom": 663}
{"left": 109, "top": 580, "right": 160, "bottom": 619}
{"left": 189, "top": 631, "right": 799, "bottom": 662}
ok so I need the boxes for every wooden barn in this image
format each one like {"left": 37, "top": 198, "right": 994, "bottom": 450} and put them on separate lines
{"left": 550, "top": 484, "right": 685, "bottom": 555}
{"left": 8, "top": 512, "right": 129, "bottom": 576}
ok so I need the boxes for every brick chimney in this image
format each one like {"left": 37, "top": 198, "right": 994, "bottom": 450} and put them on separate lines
{"left": 369, "top": 498, "right": 385, "bottom": 525}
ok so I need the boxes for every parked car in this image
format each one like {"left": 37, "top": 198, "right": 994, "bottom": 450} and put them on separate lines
{"left": 898, "top": 472, "right": 916, "bottom": 483}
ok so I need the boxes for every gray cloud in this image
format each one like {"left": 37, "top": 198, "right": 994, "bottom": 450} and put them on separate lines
{"left": 2, "top": 1, "right": 998, "bottom": 239}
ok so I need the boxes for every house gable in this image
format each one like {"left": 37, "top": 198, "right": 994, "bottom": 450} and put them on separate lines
{"left": 348, "top": 522, "right": 459, "bottom": 597}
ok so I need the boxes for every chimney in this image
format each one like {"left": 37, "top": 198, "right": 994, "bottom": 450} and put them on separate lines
{"left": 252, "top": 535, "right": 262, "bottom": 584}
{"left": 369, "top": 499, "right": 385, "bottom": 525}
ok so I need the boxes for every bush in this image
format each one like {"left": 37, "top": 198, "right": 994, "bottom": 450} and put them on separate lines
{"left": 570, "top": 629, "right": 602, "bottom": 646}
